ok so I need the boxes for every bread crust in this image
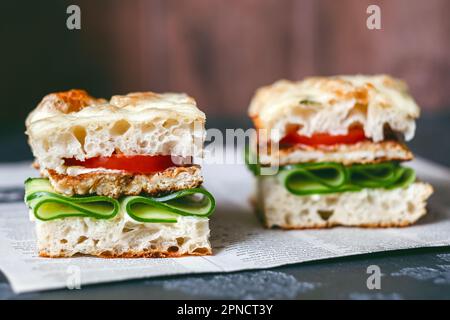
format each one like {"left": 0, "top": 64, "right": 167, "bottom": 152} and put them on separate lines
{"left": 262, "top": 219, "right": 421, "bottom": 230}
{"left": 25, "top": 90, "right": 106, "bottom": 128}
{"left": 43, "top": 90, "right": 107, "bottom": 114}
{"left": 46, "top": 165, "right": 203, "bottom": 198}
{"left": 249, "top": 75, "right": 419, "bottom": 120}
{"left": 27, "top": 90, "right": 205, "bottom": 132}
{"left": 39, "top": 248, "right": 212, "bottom": 258}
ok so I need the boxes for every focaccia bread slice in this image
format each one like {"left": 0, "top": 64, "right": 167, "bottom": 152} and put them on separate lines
{"left": 26, "top": 90, "right": 206, "bottom": 174}
{"left": 34, "top": 213, "right": 211, "bottom": 258}
{"left": 257, "top": 176, "right": 433, "bottom": 229}
{"left": 248, "top": 75, "right": 419, "bottom": 144}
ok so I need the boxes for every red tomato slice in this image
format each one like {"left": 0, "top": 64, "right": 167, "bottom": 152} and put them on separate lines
{"left": 64, "top": 154, "right": 183, "bottom": 174}
{"left": 280, "top": 127, "right": 367, "bottom": 146}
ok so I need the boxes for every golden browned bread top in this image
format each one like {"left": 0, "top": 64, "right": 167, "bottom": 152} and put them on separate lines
{"left": 26, "top": 89, "right": 204, "bottom": 130}
{"left": 44, "top": 89, "right": 106, "bottom": 114}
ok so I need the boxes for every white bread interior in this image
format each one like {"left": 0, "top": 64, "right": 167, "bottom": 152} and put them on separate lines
{"left": 257, "top": 176, "right": 433, "bottom": 229}
{"left": 249, "top": 75, "right": 419, "bottom": 143}
{"left": 33, "top": 210, "right": 211, "bottom": 258}
{"left": 26, "top": 90, "right": 205, "bottom": 173}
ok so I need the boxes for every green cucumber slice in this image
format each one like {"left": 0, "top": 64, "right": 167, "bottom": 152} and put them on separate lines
{"left": 244, "top": 144, "right": 261, "bottom": 176}
{"left": 122, "top": 188, "right": 216, "bottom": 223}
{"left": 25, "top": 178, "right": 119, "bottom": 221}
{"left": 386, "top": 167, "right": 416, "bottom": 190}
{"left": 25, "top": 178, "right": 216, "bottom": 223}
{"left": 348, "top": 162, "right": 398, "bottom": 188}
{"left": 25, "top": 177, "right": 54, "bottom": 200}
{"left": 274, "top": 162, "right": 416, "bottom": 196}
{"left": 278, "top": 162, "right": 348, "bottom": 195}
{"left": 244, "top": 146, "right": 416, "bottom": 194}
{"left": 29, "top": 195, "right": 119, "bottom": 221}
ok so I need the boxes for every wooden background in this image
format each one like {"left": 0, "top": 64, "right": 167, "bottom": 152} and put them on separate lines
{"left": 1, "top": 0, "right": 450, "bottom": 129}
{"left": 83, "top": 0, "right": 450, "bottom": 116}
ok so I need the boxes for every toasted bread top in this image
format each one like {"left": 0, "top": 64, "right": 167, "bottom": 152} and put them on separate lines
{"left": 248, "top": 75, "right": 420, "bottom": 142}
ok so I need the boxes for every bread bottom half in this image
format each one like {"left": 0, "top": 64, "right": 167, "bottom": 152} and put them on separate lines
{"left": 257, "top": 176, "right": 433, "bottom": 229}
{"left": 34, "top": 211, "right": 211, "bottom": 258}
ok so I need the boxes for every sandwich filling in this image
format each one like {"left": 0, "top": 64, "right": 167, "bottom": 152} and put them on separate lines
{"left": 279, "top": 126, "right": 367, "bottom": 146}
{"left": 25, "top": 178, "right": 215, "bottom": 223}
{"left": 45, "top": 153, "right": 203, "bottom": 198}
{"left": 247, "top": 153, "right": 415, "bottom": 196}
{"left": 246, "top": 126, "right": 416, "bottom": 196}
{"left": 46, "top": 164, "right": 203, "bottom": 198}
{"left": 256, "top": 124, "right": 413, "bottom": 166}
{"left": 63, "top": 154, "right": 191, "bottom": 174}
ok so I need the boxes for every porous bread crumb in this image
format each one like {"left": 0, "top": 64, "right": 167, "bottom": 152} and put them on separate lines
{"left": 257, "top": 177, "right": 433, "bottom": 229}
{"left": 35, "top": 213, "right": 211, "bottom": 258}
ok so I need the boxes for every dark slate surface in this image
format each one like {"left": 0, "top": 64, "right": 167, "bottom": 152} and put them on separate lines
{"left": 2, "top": 248, "right": 450, "bottom": 300}
{"left": 0, "top": 114, "right": 449, "bottom": 300}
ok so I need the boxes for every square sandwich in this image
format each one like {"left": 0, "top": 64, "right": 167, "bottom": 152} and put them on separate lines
{"left": 25, "top": 89, "right": 215, "bottom": 257}
{"left": 247, "top": 75, "right": 433, "bottom": 229}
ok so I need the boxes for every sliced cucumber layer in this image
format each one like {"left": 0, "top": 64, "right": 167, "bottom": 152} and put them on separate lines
{"left": 25, "top": 178, "right": 215, "bottom": 223}
{"left": 244, "top": 147, "right": 416, "bottom": 196}
{"left": 25, "top": 178, "right": 119, "bottom": 221}
{"left": 122, "top": 188, "right": 215, "bottom": 223}
{"left": 277, "top": 162, "right": 415, "bottom": 196}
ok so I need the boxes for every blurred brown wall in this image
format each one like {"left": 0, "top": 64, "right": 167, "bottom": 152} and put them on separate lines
{"left": 79, "top": 0, "right": 450, "bottom": 117}
{"left": 1, "top": 0, "right": 450, "bottom": 131}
